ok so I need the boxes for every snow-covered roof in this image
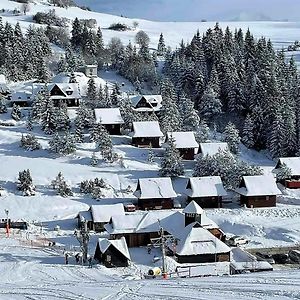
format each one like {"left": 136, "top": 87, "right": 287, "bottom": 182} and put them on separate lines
{"left": 185, "top": 176, "right": 227, "bottom": 198}
{"left": 105, "top": 209, "right": 219, "bottom": 236}
{"left": 236, "top": 175, "right": 282, "bottom": 196}
{"left": 167, "top": 132, "right": 199, "bottom": 149}
{"left": 183, "top": 201, "right": 204, "bottom": 215}
{"left": 94, "top": 108, "right": 124, "bottom": 125}
{"left": 98, "top": 237, "right": 130, "bottom": 260}
{"left": 130, "top": 95, "right": 163, "bottom": 111}
{"left": 77, "top": 210, "right": 93, "bottom": 222}
{"left": 276, "top": 157, "right": 300, "bottom": 176}
{"left": 132, "top": 121, "right": 164, "bottom": 138}
{"left": 49, "top": 83, "right": 81, "bottom": 99}
{"left": 11, "top": 91, "right": 32, "bottom": 101}
{"left": 134, "top": 177, "right": 177, "bottom": 199}
{"left": 91, "top": 204, "right": 125, "bottom": 223}
{"left": 176, "top": 222, "right": 231, "bottom": 256}
{"left": 199, "top": 142, "right": 229, "bottom": 156}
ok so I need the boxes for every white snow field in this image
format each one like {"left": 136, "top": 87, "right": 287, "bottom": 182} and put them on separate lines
{"left": 0, "top": 1, "right": 300, "bottom": 299}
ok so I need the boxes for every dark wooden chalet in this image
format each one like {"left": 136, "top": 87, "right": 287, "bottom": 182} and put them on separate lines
{"left": 236, "top": 175, "right": 281, "bottom": 208}
{"left": 175, "top": 222, "right": 231, "bottom": 264}
{"left": 274, "top": 157, "right": 300, "bottom": 188}
{"left": 185, "top": 176, "right": 227, "bottom": 208}
{"left": 166, "top": 132, "right": 199, "bottom": 160}
{"left": 131, "top": 121, "right": 164, "bottom": 148}
{"left": 94, "top": 237, "right": 130, "bottom": 268}
{"left": 130, "top": 95, "right": 163, "bottom": 112}
{"left": 94, "top": 108, "right": 124, "bottom": 135}
{"left": 134, "top": 177, "right": 177, "bottom": 210}
{"left": 49, "top": 83, "right": 80, "bottom": 107}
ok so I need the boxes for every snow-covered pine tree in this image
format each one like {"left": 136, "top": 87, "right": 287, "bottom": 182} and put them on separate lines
{"left": 51, "top": 172, "right": 73, "bottom": 197}
{"left": 268, "top": 112, "right": 285, "bottom": 158}
{"left": 54, "top": 105, "right": 70, "bottom": 132}
{"left": 160, "top": 136, "right": 184, "bottom": 177}
{"left": 195, "top": 120, "right": 209, "bottom": 143}
{"left": 74, "top": 116, "right": 84, "bottom": 143}
{"left": 49, "top": 132, "right": 76, "bottom": 155}
{"left": 86, "top": 78, "right": 97, "bottom": 108}
{"left": 11, "top": 104, "right": 21, "bottom": 121}
{"left": 97, "top": 127, "right": 113, "bottom": 161}
{"left": 242, "top": 114, "right": 255, "bottom": 148}
{"left": 41, "top": 91, "right": 56, "bottom": 134}
{"left": 0, "top": 96, "right": 7, "bottom": 113}
{"left": 26, "top": 111, "right": 33, "bottom": 131}
{"left": 198, "top": 85, "right": 222, "bottom": 119}
{"left": 20, "top": 133, "right": 41, "bottom": 151}
{"left": 17, "top": 169, "right": 35, "bottom": 196}
{"left": 118, "top": 96, "right": 134, "bottom": 130}
{"left": 157, "top": 33, "right": 166, "bottom": 56}
{"left": 147, "top": 143, "right": 155, "bottom": 163}
{"left": 275, "top": 162, "right": 292, "bottom": 182}
{"left": 223, "top": 122, "right": 240, "bottom": 154}
{"left": 90, "top": 151, "right": 98, "bottom": 167}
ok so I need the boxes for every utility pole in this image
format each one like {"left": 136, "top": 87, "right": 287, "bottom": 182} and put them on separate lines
{"left": 74, "top": 219, "right": 90, "bottom": 264}
{"left": 158, "top": 220, "right": 167, "bottom": 279}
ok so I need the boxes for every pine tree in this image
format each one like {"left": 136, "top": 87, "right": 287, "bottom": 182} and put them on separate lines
{"left": 157, "top": 33, "right": 166, "bottom": 56}
{"left": 275, "top": 163, "right": 292, "bottom": 182}
{"left": 195, "top": 120, "right": 209, "bottom": 143}
{"left": 160, "top": 136, "right": 184, "bottom": 177}
{"left": 11, "top": 104, "right": 21, "bottom": 121}
{"left": 41, "top": 93, "right": 56, "bottom": 134}
{"left": 26, "top": 111, "right": 33, "bottom": 131}
{"left": 20, "top": 134, "right": 41, "bottom": 151}
{"left": 90, "top": 151, "right": 98, "bottom": 166}
{"left": 97, "top": 127, "right": 113, "bottom": 161}
{"left": 71, "top": 17, "right": 83, "bottom": 50}
{"left": 17, "top": 169, "right": 35, "bottom": 196}
{"left": 49, "top": 132, "right": 76, "bottom": 155}
{"left": 51, "top": 172, "right": 73, "bottom": 197}
{"left": 242, "top": 114, "right": 255, "bottom": 148}
{"left": 147, "top": 143, "right": 155, "bottom": 163}
{"left": 198, "top": 86, "right": 222, "bottom": 119}
{"left": 86, "top": 78, "right": 97, "bottom": 108}
{"left": 223, "top": 122, "right": 240, "bottom": 154}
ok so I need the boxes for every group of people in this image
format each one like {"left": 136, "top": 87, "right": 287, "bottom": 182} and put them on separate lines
{"left": 64, "top": 253, "right": 93, "bottom": 268}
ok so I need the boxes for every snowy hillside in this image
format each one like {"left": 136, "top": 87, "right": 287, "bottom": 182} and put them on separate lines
{"left": 1, "top": 0, "right": 300, "bottom": 51}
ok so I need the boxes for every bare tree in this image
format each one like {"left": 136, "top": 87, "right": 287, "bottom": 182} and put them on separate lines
{"left": 135, "top": 30, "right": 150, "bottom": 48}
{"left": 21, "top": 2, "right": 30, "bottom": 15}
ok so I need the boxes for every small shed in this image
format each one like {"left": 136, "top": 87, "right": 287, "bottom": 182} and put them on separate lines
{"left": 134, "top": 177, "right": 177, "bottom": 210}
{"left": 131, "top": 121, "right": 164, "bottom": 148}
{"left": 185, "top": 176, "right": 227, "bottom": 208}
{"left": 236, "top": 175, "right": 282, "bottom": 208}
{"left": 274, "top": 157, "right": 300, "bottom": 188}
{"left": 94, "top": 108, "right": 124, "bottom": 135}
{"left": 175, "top": 222, "right": 231, "bottom": 264}
{"left": 166, "top": 132, "right": 199, "bottom": 160}
{"left": 90, "top": 204, "right": 125, "bottom": 232}
{"left": 198, "top": 142, "right": 229, "bottom": 156}
{"left": 130, "top": 95, "right": 163, "bottom": 112}
{"left": 94, "top": 237, "right": 130, "bottom": 267}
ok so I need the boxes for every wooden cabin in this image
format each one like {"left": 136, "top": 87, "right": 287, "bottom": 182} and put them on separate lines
{"left": 49, "top": 83, "right": 81, "bottom": 107}
{"left": 77, "top": 204, "right": 125, "bottom": 232}
{"left": 94, "top": 237, "right": 130, "bottom": 268}
{"left": 134, "top": 177, "right": 177, "bottom": 210}
{"left": 198, "top": 142, "right": 229, "bottom": 156}
{"left": 236, "top": 175, "right": 282, "bottom": 208}
{"left": 274, "top": 157, "right": 300, "bottom": 188}
{"left": 131, "top": 121, "right": 164, "bottom": 148}
{"left": 185, "top": 176, "right": 227, "bottom": 208}
{"left": 166, "top": 132, "right": 199, "bottom": 160}
{"left": 130, "top": 95, "right": 163, "bottom": 112}
{"left": 175, "top": 222, "right": 231, "bottom": 264}
{"left": 105, "top": 202, "right": 225, "bottom": 248}
{"left": 94, "top": 108, "right": 124, "bottom": 135}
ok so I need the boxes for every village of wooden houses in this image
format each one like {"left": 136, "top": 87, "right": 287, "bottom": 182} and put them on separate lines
{"left": 1, "top": 61, "right": 300, "bottom": 281}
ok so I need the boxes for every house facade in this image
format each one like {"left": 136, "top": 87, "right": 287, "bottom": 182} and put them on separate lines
{"left": 134, "top": 177, "right": 177, "bottom": 210}
{"left": 166, "top": 132, "right": 199, "bottom": 160}
{"left": 185, "top": 176, "right": 227, "bottom": 208}
{"left": 131, "top": 121, "right": 164, "bottom": 148}
{"left": 94, "top": 108, "right": 124, "bottom": 135}
{"left": 130, "top": 95, "right": 163, "bottom": 113}
{"left": 236, "top": 175, "right": 282, "bottom": 208}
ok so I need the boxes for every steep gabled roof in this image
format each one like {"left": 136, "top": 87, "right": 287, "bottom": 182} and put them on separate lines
{"left": 185, "top": 176, "right": 227, "bottom": 198}
{"left": 132, "top": 121, "right": 164, "bottom": 138}
{"left": 94, "top": 108, "right": 124, "bottom": 125}
{"left": 98, "top": 237, "right": 130, "bottom": 260}
{"left": 183, "top": 201, "right": 204, "bottom": 215}
{"left": 134, "top": 177, "right": 177, "bottom": 199}
{"left": 176, "top": 222, "right": 230, "bottom": 256}
{"left": 91, "top": 204, "right": 125, "bottom": 223}
{"left": 276, "top": 157, "right": 300, "bottom": 176}
{"left": 199, "top": 142, "right": 229, "bottom": 156}
{"left": 130, "top": 95, "right": 163, "bottom": 111}
{"left": 236, "top": 175, "right": 282, "bottom": 196}
{"left": 167, "top": 132, "right": 199, "bottom": 149}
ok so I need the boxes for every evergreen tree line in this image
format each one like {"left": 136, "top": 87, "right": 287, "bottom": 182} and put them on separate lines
{"left": 0, "top": 18, "right": 51, "bottom": 82}
{"left": 163, "top": 23, "right": 300, "bottom": 158}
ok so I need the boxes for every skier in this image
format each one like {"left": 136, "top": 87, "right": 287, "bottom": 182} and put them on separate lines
{"left": 65, "top": 253, "right": 69, "bottom": 265}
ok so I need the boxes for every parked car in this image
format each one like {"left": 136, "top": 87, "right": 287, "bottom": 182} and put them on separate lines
{"left": 227, "top": 236, "right": 248, "bottom": 246}
{"left": 255, "top": 252, "right": 275, "bottom": 264}
{"left": 289, "top": 250, "right": 300, "bottom": 263}
{"left": 272, "top": 253, "right": 289, "bottom": 264}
